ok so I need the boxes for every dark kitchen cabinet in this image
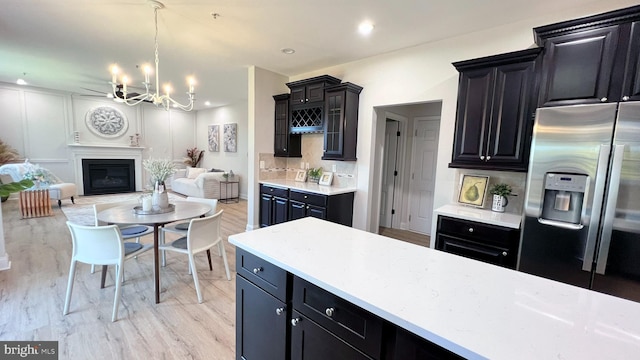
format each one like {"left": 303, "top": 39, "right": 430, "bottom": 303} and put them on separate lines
{"left": 287, "top": 75, "right": 342, "bottom": 134}
{"left": 392, "top": 328, "right": 464, "bottom": 360}
{"left": 323, "top": 83, "right": 363, "bottom": 161}
{"left": 259, "top": 184, "right": 289, "bottom": 227}
{"left": 274, "top": 94, "right": 302, "bottom": 158}
{"left": 435, "top": 216, "right": 520, "bottom": 269}
{"left": 450, "top": 48, "right": 541, "bottom": 172}
{"left": 288, "top": 189, "right": 354, "bottom": 226}
{"left": 534, "top": 6, "right": 640, "bottom": 106}
{"left": 236, "top": 249, "right": 291, "bottom": 360}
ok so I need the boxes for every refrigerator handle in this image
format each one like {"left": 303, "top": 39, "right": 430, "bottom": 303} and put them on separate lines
{"left": 595, "top": 144, "right": 625, "bottom": 275}
{"left": 581, "top": 144, "right": 610, "bottom": 272}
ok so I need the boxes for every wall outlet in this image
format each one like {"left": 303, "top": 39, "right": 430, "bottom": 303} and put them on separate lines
{"left": 332, "top": 164, "right": 337, "bottom": 173}
{"left": 259, "top": 161, "right": 265, "bottom": 169}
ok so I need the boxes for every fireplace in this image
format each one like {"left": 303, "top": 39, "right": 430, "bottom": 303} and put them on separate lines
{"left": 82, "top": 159, "right": 136, "bottom": 195}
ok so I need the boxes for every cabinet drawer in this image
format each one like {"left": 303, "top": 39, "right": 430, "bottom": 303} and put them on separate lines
{"left": 436, "top": 234, "right": 516, "bottom": 268}
{"left": 437, "top": 216, "right": 517, "bottom": 248}
{"left": 260, "top": 184, "right": 289, "bottom": 198}
{"left": 237, "top": 248, "right": 289, "bottom": 301}
{"left": 290, "top": 190, "right": 327, "bottom": 208}
{"left": 293, "top": 276, "right": 382, "bottom": 358}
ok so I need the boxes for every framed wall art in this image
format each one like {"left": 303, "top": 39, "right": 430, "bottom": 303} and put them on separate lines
{"left": 85, "top": 106, "right": 128, "bottom": 138}
{"left": 294, "top": 170, "right": 307, "bottom": 182}
{"left": 223, "top": 123, "right": 237, "bottom": 152}
{"left": 208, "top": 125, "right": 219, "bottom": 152}
{"left": 457, "top": 174, "right": 489, "bottom": 207}
{"left": 318, "top": 172, "right": 334, "bottom": 186}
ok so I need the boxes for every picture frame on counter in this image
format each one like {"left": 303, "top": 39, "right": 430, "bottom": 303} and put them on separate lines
{"left": 458, "top": 174, "right": 489, "bottom": 207}
{"left": 319, "top": 172, "right": 334, "bottom": 186}
{"left": 294, "top": 170, "right": 307, "bottom": 182}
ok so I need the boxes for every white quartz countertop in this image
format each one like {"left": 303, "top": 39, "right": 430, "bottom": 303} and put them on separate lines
{"left": 229, "top": 217, "right": 640, "bottom": 360}
{"left": 260, "top": 179, "right": 356, "bottom": 195}
{"left": 434, "top": 204, "right": 522, "bottom": 229}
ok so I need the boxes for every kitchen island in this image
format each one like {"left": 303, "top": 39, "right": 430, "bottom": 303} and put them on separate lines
{"left": 229, "top": 217, "right": 640, "bottom": 359}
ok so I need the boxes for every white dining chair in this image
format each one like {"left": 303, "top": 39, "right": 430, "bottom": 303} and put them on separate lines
{"left": 63, "top": 221, "right": 152, "bottom": 322}
{"left": 158, "top": 210, "right": 231, "bottom": 303}
{"left": 90, "top": 201, "right": 154, "bottom": 274}
{"left": 160, "top": 197, "right": 218, "bottom": 267}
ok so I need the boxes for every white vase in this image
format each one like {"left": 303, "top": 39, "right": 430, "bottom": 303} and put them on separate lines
{"left": 491, "top": 194, "right": 508, "bottom": 212}
{"left": 152, "top": 181, "right": 169, "bottom": 209}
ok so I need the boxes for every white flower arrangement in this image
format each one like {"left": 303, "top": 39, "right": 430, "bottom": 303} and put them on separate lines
{"left": 22, "top": 163, "right": 53, "bottom": 185}
{"left": 143, "top": 158, "right": 176, "bottom": 183}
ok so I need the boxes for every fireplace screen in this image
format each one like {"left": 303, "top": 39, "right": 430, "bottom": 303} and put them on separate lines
{"left": 82, "top": 159, "right": 135, "bottom": 195}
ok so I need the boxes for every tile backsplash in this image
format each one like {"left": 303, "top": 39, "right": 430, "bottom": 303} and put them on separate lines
{"left": 259, "top": 134, "right": 357, "bottom": 188}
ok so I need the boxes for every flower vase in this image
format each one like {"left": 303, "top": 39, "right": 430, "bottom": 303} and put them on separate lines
{"left": 152, "top": 181, "right": 169, "bottom": 209}
{"left": 491, "top": 194, "right": 509, "bottom": 213}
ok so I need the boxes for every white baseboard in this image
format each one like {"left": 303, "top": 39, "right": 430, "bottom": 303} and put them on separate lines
{"left": 0, "top": 253, "right": 11, "bottom": 271}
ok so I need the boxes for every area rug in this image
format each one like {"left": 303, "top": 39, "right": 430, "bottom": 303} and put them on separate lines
{"left": 61, "top": 192, "right": 185, "bottom": 225}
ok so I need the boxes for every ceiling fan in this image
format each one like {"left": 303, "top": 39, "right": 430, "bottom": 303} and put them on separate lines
{"left": 80, "top": 85, "right": 150, "bottom": 102}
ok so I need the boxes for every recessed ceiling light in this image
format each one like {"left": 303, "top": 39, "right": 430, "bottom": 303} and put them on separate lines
{"left": 358, "top": 21, "right": 374, "bottom": 35}
{"left": 16, "top": 79, "right": 27, "bottom": 85}
{"left": 281, "top": 48, "right": 295, "bottom": 55}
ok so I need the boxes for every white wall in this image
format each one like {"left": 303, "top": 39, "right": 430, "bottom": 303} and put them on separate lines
{"left": 196, "top": 102, "right": 249, "bottom": 199}
{"left": 284, "top": 1, "right": 637, "bottom": 232}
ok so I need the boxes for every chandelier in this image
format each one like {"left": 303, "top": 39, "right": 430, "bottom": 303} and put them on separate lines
{"left": 109, "top": 0, "right": 195, "bottom": 111}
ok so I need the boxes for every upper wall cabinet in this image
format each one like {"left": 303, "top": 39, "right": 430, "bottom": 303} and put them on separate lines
{"left": 534, "top": 6, "right": 640, "bottom": 106}
{"left": 450, "top": 48, "right": 541, "bottom": 172}
{"left": 273, "top": 94, "right": 301, "bottom": 158}
{"left": 286, "top": 75, "right": 341, "bottom": 134}
{"left": 322, "top": 83, "right": 363, "bottom": 161}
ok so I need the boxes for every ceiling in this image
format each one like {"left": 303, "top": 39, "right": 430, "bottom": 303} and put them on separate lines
{"left": 0, "top": 0, "right": 614, "bottom": 110}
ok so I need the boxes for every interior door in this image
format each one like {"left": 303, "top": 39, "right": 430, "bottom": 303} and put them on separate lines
{"left": 408, "top": 118, "right": 439, "bottom": 235}
{"left": 380, "top": 120, "right": 400, "bottom": 228}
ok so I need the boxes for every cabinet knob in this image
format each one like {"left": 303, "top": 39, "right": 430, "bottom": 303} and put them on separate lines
{"left": 283, "top": 148, "right": 287, "bottom": 151}
{"left": 622, "top": 96, "right": 630, "bottom": 101}
{"left": 270, "top": 188, "right": 273, "bottom": 192}
{"left": 306, "top": 206, "right": 310, "bottom": 209}
{"left": 325, "top": 307, "right": 335, "bottom": 317}
{"left": 305, "top": 98, "right": 309, "bottom": 102}
{"left": 502, "top": 251, "right": 508, "bottom": 257}
{"left": 600, "top": 97, "right": 608, "bottom": 102}
{"left": 486, "top": 156, "right": 491, "bottom": 161}
{"left": 253, "top": 267, "right": 263, "bottom": 274}
{"left": 291, "top": 318, "right": 301, "bottom": 326}
{"left": 304, "top": 195, "right": 308, "bottom": 199}
{"left": 275, "top": 307, "right": 285, "bottom": 316}
{"left": 468, "top": 227, "right": 474, "bottom": 233}
{"left": 480, "top": 155, "right": 485, "bottom": 160}
{"left": 300, "top": 99, "right": 304, "bottom": 103}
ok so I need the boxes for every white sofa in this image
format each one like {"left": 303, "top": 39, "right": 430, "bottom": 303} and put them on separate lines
{"left": 171, "top": 168, "right": 239, "bottom": 200}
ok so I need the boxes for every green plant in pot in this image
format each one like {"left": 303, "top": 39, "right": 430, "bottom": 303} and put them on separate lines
{"left": 307, "top": 168, "right": 323, "bottom": 183}
{"left": 489, "top": 183, "right": 512, "bottom": 212}
{"left": 0, "top": 179, "right": 35, "bottom": 202}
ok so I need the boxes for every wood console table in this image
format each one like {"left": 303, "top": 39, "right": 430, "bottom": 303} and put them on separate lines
{"left": 19, "top": 189, "right": 53, "bottom": 218}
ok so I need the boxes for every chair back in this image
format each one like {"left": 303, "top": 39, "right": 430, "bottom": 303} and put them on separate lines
{"left": 186, "top": 197, "right": 218, "bottom": 216}
{"left": 94, "top": 201, "right": 138, "bottom": 226}
{"left": 66, "top": 221, "right": 124, "bottom": 266}
{"left": 187, "top": 209, "right": 224, "bottom": 252}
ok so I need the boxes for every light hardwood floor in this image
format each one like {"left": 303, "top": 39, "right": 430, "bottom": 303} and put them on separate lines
{"left": 0, "top": 196, "right": 247, "bottom": 360}
{"left": 379, "top": 227, "right": 430, "bottom": 248}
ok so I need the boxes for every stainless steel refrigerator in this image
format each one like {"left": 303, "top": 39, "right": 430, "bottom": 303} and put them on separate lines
{"left": 519, "top": 102, "right": 640, "bottom": 302}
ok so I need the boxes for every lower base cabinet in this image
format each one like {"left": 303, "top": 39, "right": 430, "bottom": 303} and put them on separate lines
{"left": 236, "top": 249, "right": 463, "bottom": 360}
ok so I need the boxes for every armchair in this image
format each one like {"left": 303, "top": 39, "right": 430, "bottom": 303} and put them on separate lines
{"left": 0, "top": 162, "right": 77, "bottom": 207}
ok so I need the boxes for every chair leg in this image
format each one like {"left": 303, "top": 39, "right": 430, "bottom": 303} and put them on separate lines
{"left": 70, "top": 196, "right": 75, "bottom": 204}
{"left": 63, "top": 260, "right": 77, "bottom": 316}
{"left": 91, "top": 264, "right": 95, "bottom": 274}
{"left": 160, "top": 230, "right": 166, "bottom": 267}
{"left": 219, "top": 241, "right": 231, "bottom": 281}
{"left": 189, "top": 253, "right": 203, "bottom": 303}
{"left": 206, "top": 249, "right": 213, "bottom": 271}
{"left": 58, "top": 199, "right": 62, "bottom": 208}
{"left": 112, "top": 263, "right": 124, "bottom": 322}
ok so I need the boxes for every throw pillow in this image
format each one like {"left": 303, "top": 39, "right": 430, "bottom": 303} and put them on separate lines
{"left": 186, "top": 167, "right": 207, "bottom": 179}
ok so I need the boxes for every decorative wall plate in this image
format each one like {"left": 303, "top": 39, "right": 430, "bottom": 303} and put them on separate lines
{"left": 85, "top": 106, "right": 129, "bottom": 138}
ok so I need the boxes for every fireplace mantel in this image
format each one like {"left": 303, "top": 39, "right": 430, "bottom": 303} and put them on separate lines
{"left": 69, "top": 144, "right": 144, "bottom": 195}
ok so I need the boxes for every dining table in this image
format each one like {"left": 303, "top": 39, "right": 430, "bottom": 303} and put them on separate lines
{"left": 96, "top": 200, "right": 212, "bottom": 304}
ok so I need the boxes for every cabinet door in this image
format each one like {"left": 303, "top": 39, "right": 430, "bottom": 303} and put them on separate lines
{"left": 621, "top": 21, "right": 640, "bottom": 102}
{"left": 290, "top": 311, "right": 373, "bottom": 360}
{"left": 486, "top": 61, "right": 536, "bottom": 167}
{"left": 307, "top": 83, "right": 325, "bottom": 102}
{"left": 451, "top": 67, "right": 494, "bottom": 164}
{"left": 307, "top": 205, "right": 326, "bottom": 220}
{"left": 237, "top": 276, "right": 288, "bottom": 360}
{"left": 289, "top": 200, "right": 307, "bottom": 221}
{"left": 259, "top": 193, "right": 273, "bottom": 228}
{"left": 290, "top": 87, "right": 306, "bottom": 105}
{"left": 323, "top": 90, "right": 345, "bottom": 159}
{"left": 274, "top": 97, "right": 288, "bottom": 155}
{"left": 538, "top": 26, "right": 620, "bottom": 106}
{"left": 273, "top": 196, "right": 289, "bottom": 225}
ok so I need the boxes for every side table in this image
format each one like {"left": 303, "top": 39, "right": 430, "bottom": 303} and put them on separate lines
{"left": 219, "top": 177, "right": 239, "bottom": 204}
{"left": 19, "top": 189, "right": 53, "bottom": 218}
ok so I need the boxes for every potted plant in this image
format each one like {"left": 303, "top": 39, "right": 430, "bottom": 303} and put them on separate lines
{"left": 489, "top": 183, "right": 512, "bottom": 212}
{"left": 307, "top": 167, "right": 322, "bottom": 183}
{"left": 0, "top": 179, "right": 34, "bottom": 202}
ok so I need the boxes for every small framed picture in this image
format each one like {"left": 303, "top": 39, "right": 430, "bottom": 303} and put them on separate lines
{"left": 458, "top": 174, "right": 489, "bottom": 207}
{"left": 318, "top": 172, "right": 334, "bottom": 186}
{"left": 294, "top": 170, "right": 307, "bottom": 182}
